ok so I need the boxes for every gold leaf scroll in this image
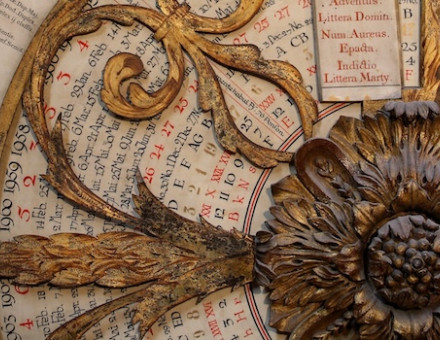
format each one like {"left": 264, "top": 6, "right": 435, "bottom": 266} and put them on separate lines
{"left": 2, "top": 0, "right": 317, "bottom": 170}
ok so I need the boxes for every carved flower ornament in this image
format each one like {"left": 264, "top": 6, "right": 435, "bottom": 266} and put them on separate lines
{"left": 256, "top": 101, "right": 440, "bottom": 339}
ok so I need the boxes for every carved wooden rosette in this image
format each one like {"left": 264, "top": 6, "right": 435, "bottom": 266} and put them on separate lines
{"left": 256, "top": 101, "right": 440, "bottom": 339}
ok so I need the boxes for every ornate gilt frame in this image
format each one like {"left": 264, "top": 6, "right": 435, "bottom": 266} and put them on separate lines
{"left": 0, "top": 0, "right": 439, "bottom": 339}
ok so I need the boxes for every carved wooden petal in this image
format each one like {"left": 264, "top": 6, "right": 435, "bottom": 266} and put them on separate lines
{"left": 295, "top": 138, "right": 360, "bottom": 204}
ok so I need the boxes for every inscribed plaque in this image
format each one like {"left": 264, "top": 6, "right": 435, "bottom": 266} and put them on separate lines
{"left": 314, "top": 0, "right": 402, "bottom": 101}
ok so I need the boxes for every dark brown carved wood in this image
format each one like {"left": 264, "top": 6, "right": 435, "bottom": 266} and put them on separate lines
{"left": 256, "top": 101, "right": 440, "bottom": 339}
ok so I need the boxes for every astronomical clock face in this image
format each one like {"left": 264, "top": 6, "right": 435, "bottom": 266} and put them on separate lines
{"left": 0, "top": 0, "right": 437, "bottom": 340}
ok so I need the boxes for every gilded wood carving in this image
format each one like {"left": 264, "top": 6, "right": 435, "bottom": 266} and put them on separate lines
{"left": 0, "top": 0, "right": 440, "bottom": 339}
{"left": 0, "top": 0, "right": 316, "bottom": 338}
{"left": 0, "top": 0, "right": 318, "bottom": 168}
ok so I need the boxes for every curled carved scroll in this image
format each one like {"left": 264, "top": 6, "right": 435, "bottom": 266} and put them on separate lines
{"left": 6, "top": 0, "right": 317, "bottom": 169}
{"left": 0, "top": 0, "right": 315, "bottom": 338}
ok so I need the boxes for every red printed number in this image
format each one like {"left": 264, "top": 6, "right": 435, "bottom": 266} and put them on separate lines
{"left": 56, "top": 71, "right": 71, "bottom": 85}
{"left": 77, "top": 40, "right": 89, "bottom": 52}
{"left": 14, "top": 285, "right": 30, "bottom": 295}
{"left": 143, "top": 167, "right": 155, "bottom": 184}
{"left": 23, "top": 175, "right": 36, "bottom": 187}
{"left": 19, "top": 319, "right": 34, "bottom": 330}
{"left": 43, "top": 103, "right": 57, "bottom": 120}
{"left": 174, "top": 97, "right": 188, "bottom": 114}
{"left": 254, "top": 17, "right": 269, "bottom": 33}
{"left": 188, "top": 79, "right": 199, "bottom": 93}
{"left": 161, "top": 120, "right": 175, "bottom": 137}
{"left": 233, "top": 32, "right": 248, "bottom": 45}
{"left": 297, "top": 0, "right": 310, "bottom": 8}
{"left": 18, "top": 206, "right": 30, "bottom": 222}
{"left": 29, "top": 140, "right": 39, "bottom": 151}
{"left": 275, "top": 6, "right": 290, "bottom": 19}
{"left": 150, "top": 144, "right": 164, "bottom": 160}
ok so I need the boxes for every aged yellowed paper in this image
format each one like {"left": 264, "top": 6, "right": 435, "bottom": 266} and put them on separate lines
{"left": 314, "top": 0, "right": 402, "bottom": 101}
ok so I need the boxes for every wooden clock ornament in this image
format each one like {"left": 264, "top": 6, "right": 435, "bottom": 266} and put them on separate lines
{"left": 0, "top": 0, "right": 439, "bottom": 339}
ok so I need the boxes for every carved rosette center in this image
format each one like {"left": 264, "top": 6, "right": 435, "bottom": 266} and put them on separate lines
{"left": 368, "top": 215, "right": 440, "bottom": 310}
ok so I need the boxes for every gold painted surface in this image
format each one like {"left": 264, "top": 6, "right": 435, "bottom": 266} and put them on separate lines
{"left": 0, "top": 0, "right": 439, "bottom": 339}
{"left": 0, "top": 0, "right": 315, "bottom": 338}
{"left": 0, "top": 0, "right": 318, "bottom": 169}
